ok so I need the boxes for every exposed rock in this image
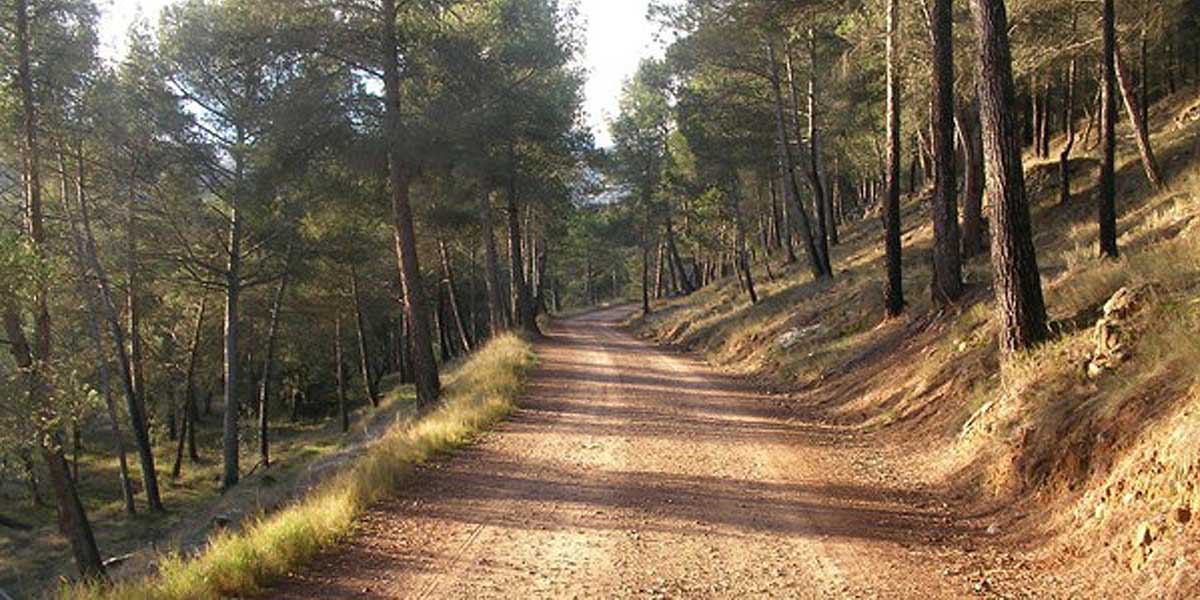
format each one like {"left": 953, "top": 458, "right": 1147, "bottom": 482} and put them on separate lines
{"left": 1176, "top": 97, "right": 1200, "bottom": 130}
{"left": 1134, "top": 521, "right": 1155, "bottom": 548}
{"left": 777, "top": 325, "right": 824, "bottom": 350}
{"left": 102, "top": 553, "right": 134, "bottom": 569}
{"left": 1173, "top": 505, "right": 1192, "bottom": 525}
{"left": 1087, "top": 285, "right": 1155, "bottom": 378}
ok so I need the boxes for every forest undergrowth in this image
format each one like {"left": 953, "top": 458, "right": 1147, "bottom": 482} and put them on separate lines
{"left": 52, "top": 333, "right": 534, "bottom": 600}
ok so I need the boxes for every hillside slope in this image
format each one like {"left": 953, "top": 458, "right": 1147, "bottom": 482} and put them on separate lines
{"left": 635, "top": 91, "right": 1200, "bottom": 597}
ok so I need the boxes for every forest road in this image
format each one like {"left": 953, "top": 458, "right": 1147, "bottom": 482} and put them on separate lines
{"left": 271, "top": 305, "right": 977, "bottom": 599}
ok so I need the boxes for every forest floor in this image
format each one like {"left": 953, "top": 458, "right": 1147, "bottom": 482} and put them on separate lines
{"left": 269, "top": 306, "right": 1061, "bottom": 599}
{"left": 0, "top": 378, "right": 415, "bottom": 597}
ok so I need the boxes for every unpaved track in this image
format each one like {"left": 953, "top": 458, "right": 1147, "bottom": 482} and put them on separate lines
{"left": 272, "top": 307, "right": 977, "bottom": 598}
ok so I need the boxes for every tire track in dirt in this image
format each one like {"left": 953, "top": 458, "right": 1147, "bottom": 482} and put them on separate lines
{"left": 270, "top": 306, "right": 972, "bottom": 598}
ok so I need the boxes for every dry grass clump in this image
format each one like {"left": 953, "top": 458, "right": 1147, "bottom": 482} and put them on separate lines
{"left": 60, "top": 334, "right": 535, "bottom": 600}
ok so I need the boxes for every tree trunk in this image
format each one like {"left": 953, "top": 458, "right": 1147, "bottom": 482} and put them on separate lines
{"left": 9, "top": 4, "right": 104, "bottom": 577}
{"left": 335, "top": 315, "right": 348, "bottom": 433}
{"left": 801, "top": 30, "right": 833, "bottom": 274}
{"left": 74, "top": 152, "right": 164, "bottom": 511}
{"left": 221, "top": 132, "right": 244, "bottom": 490}
{"left": 1114, "top": 41, "right": 1166, "bottom": 191}
{"left": 773, "top": 174, "right": 798, "bottom": 264}
{"left": 767, "top": 38, "right": 827, "bottom": 280}
{"left": 654, "top": 242, "right": 666, "bottom": 299}
{"left": 930, "top": 0, "right": 963, "bottom": 305}
{"left": 641, "top": 241, "right": 652, "bottom": 314}
{"left": 1099, "top": 0, "right": 1120, "bottom": 258}
{"left": 1060, "top": 26, "right": 1078, "bottom": 206}
{"left": 970, "top": 0, "right": 1050, "bottom": 354}
{"left": 1139, "top": 30, "right": 1149, "bottom": 135}
{"left": 348, "top": 265, "right": 380, "bottom": 407}
{"left": 62, "top": 153, "right": 136, "bottom": 516}
{"left": 883, "top": 0, "right": 905, "bottom": 317}
{"left": 183, "top": 299, "right": 206, "bottom": 463}
{"left": 127, "top": 189, "right": 151, "bottom": 443}
{"left": 437, "top": 240, "right": 473, "bottom": 353}
{"left": 258, "top": 268, "right": 288, "bottom": 468}
{"left": 729, "top": 179, "right": 759, "bottom": 304}
{"left": 383, "top": 0, "right": 440, "bottom": 410}
{"left": 665, "top": 217, "right": 694, "bottom": 294}
{"left": 959, "top": 99, "right": 987, "bottom": 258}
{"left": 506, "top": 165, "right": 540, "bottom": 335}
{"left": 171, "top": 390, "right": 190, "bottom": 479}
{"left": 478, "top": 190, "right": 507, "bottom": 335}
{"left": 825, "top": 160, "right": 839, "bottom": 244}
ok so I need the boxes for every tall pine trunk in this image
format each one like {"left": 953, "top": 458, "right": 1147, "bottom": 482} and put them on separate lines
{"left": 349, "top": 265, "right": 380, "bottom": 406}
{"left": 506, "top": 165, "right": 540, "bottom": 335}
{"left": 437, "top": 240, "right": 473, "bottom": 353}
{"left": 221, "top": 126, "right": 244, "bottom": 490}
{"left": 74, "top": 153, "right": 163, "bottom": 511}
{"left": 478, "top": 189, "right": 507, "bottom": 335}
{"left": 1099, "top": 0, "right": 1119, "bottom": 258}
{"left": 959, "top": 100, "right": 987, "bottom": 258}
{"left": 970, "top": 0, "right": 1050, "bottom": 353}
{"left": 62, "top": 152, "right": 136, "bottom": 516}
{"left": 335, "top": 315, "right": 348, "bottom": 433}
{"left": 383, "top": 0, "right": 440, "bottom": 409}
{"left": 1114, "top": 42, "right": 1166, "bottom": 191}
{"left": 883, "top": 0, "right": 905, "bottom": 317}
{"left": 7, "top": 2, "right": 104, "bottom": 576}
{"left": 258, "top": 269, "right": 288, "bottom": 468}
{"left": 1060, "top": 23, "right": 1078, "bottom": 205}
{"left": 930, "top": 0, "right": 963, "bottom": 305}
{"left": 767, "top": 38, "right": 826, "bottom": 280}
{"left": 182, "top": 300, "right": 206, "bottom": 464}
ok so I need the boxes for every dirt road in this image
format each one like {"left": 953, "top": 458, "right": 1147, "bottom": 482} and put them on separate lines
{"left": 273, "top": 306, "right": 982, "bottom": 598}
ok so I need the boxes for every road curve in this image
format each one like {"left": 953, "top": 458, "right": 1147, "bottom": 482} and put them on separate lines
{"left": 271, "top": 306, "right": 972, "bottom": 598}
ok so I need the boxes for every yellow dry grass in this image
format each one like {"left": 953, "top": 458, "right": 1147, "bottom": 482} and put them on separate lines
{"left": 59, "top": 334, "right": 535, "bottom": 600}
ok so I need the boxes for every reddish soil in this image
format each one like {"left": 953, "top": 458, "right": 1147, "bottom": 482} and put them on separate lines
{"left": 269, "top": 306, "right": 1050, "bottom": 598}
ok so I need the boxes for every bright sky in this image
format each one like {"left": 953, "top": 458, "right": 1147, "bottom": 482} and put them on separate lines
{"left": 98, "top": 0, "right": 664, "bottom": 147}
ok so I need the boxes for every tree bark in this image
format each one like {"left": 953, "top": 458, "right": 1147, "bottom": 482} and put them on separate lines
{"left": 801, "top": 30, "right": 833, "bottom": 274}
{"left": 335, "top": 315, "right": 348, "bottom": 433}
{"left": 641, "top": 241, "right": 652, "bottom": 314}
{"left": 126, "top": 186, "right": 151, "bottom": 442}
{"left": 773, "top": 173, "right": 798, "bottom": 264}
{"left": 506, "top": 162, "right": 540, "bottom": 335}
{"left": 221, "top": 130, "right": 244, "bottom": 490}
{"left": 9, "top": 4, "right": 104, "bottom": 576}
{"left": 478, "top": 190, "right": 507, "bottom": 335}
{"left": 349, "top": 264, "right": 380, "bottom": 406}
{"left": 958, "top": 99, "right": 986, "bottom": 258}
{"left": 729, "top": 178, "right": 758, "bottom": 304}
{"left": 258, "top": 268, "right": 288, "bottom": 468}
{"left": 930, "top": 0, "right": 963, "bottom": 305}
{"left": 970, "top": 0, "right": 1049, "bottom": 354}
{"left": 62, "top": 152, "right": 136, "bottom": 516}
{"left": 74, "top": 152, "right": 164, "bottom": 511}
{"left": 1099, "top": 0, "right": 1120, "bottom": 258}
{"left": 382, "top": 0, "right": 440, "bottom": 409}
{"left": 883, "top": 0, "right": 905, "bottom": 317}
{"left": 1060, "top": 28, "right": 1078, "bottom": 206}
{"left": 437, "top": 240, "right": 473, "bottom": 353}
{"left": 767, "top": 38, "right": 827, "bottom": 280}
{"left": 665, "top": 216, "right": 694, "bottom": 294}
{"left": 1114, "top": 41, "right": 1166, "bottom": 191}
{"left": 183, "top": 299, "right": 206, "bottom": 464}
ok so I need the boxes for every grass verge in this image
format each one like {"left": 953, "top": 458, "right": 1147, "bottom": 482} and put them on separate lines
{"left": 59, "top": 333, "right": 535, "bottom": 600}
